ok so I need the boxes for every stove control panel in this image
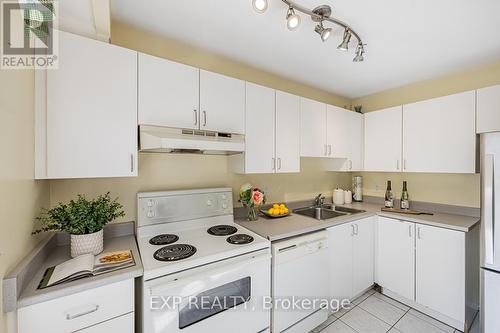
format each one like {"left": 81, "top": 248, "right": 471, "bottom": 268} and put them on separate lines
{"left": 137, "top": 188, "right": 233, "bottom": 227}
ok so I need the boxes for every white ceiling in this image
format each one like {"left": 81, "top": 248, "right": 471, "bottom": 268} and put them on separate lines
{"left": 111, "top": 0, "right": 500, "bottom": 99}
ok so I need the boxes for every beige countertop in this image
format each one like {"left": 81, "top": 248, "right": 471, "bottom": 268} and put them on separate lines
{"left": 236, "top": 201, "right": 480, "bottom": 241}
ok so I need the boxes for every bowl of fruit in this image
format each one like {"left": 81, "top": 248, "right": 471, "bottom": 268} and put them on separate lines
{"left": 261, "top": 203, "right": 290, "bottom": 218}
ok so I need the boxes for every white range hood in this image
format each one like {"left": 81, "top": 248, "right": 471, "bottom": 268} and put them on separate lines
{"left": 139, "top": 125, "right": 245, "bottom": 155}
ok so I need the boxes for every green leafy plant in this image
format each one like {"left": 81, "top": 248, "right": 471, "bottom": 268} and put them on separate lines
{"left": 33, "top": 193, "right": 125, "bottom": 235}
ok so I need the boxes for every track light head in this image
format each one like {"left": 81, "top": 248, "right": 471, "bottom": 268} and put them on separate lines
{"left": 286, "top": 7, "right": 301, "bottom": 31}
{"left": 314, "top": 22, "right": 332, "bottom": 42}
{"left": 338, "top": 29, "right": 352, "bottom": 51}
{"left": 353, "top": 44, "right": 365, "bottom": 62}
{"left": 252, "top": 0, "right": 268, "bottom": 14}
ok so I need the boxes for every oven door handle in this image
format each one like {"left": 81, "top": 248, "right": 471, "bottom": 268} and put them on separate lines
{"left": 147, "top": 251, "right": 270, "bottom": 296}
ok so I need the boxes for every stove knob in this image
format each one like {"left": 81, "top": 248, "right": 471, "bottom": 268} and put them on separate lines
{"left": 147, "top": 200, "right": 154, "bottom": 207}
{"left": 222, "top": 203, "right": 228, "bottom": 209}
{"left": 221, "top": 194, "right": 227, "bottom": 200}
{"left": 206, "top": 200, "right": 213, "bottom": 206}
{"left": 147, "top": 210, "right": 155, "bottom": 218}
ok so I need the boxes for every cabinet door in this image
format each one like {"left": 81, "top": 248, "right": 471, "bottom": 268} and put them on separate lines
{"left": 78, "top": 313, "right": 134, "bottom": 333}
{"left": 376, "top": 217, "right": 415, "bottom": 301}
{"left": 352, "top": 217, "right": 375, "bottom": 297}
{"left": 138, "top": 53, "right": 199, "bottom": 129}
{"left": 328, "top": 223, "right": 354, "bottom": 301}
{"left": 199, "top": 70, "right": 245, "bottom": 134}
{"left": 244, "top": 83, "right": 276, "bottom": 173}
{"left": 276, "top": 91, "right": 300, "bottom": 173}
{"left": 403, "top": 91, "right": 476, "bottom": 173}
{"left": 416, "top": 224, "right": 465, "bottom": 322}
{"left": 364, "top": 106, "right": 403, "bottom": 172}
{"left": 300, "top": 98, "right": 327, "bottom": 157}
{"left": 477, "top": 85, "right": 500, "bottom": 133}
{"left": 46, "top": 31, "right": 137, "bottom": 179}
{"left": 327, "top": 106, "right": 363, "bottom": 171}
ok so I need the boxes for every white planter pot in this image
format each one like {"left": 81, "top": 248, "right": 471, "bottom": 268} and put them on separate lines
{"left": 70, "top": 229, "right": 104, "bottom": 258}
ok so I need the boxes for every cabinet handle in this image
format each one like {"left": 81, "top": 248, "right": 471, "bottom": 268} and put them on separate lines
{"left": 355, "top": 224, "right": 359, "bottom": 235}
{"left": 203, "top": 111, "right": 207, "bottom": 126}
{"left": 324, "top": 144, "right": 328, "bottom": 156}
{"left": 328, "top": 145, "right": 332, "bottom": 156}
{"left": 408, "top": 225, "right": 412, "bottom": 238}
{"left": 417, "top": 227, "right": 421, "bottom": 239}
{"left": 193, "top": 109, "right": 198, "bottom": 126}
{"left": 397, "top": 160, "right": 400, "bottom": 170}
{"left": 272, "top": 158, "right": 276, "bottom": 171}
{"left": 278, "top": 158, "right": 282, "bottom": 170}
{"left": 130, "top": 154, "right": 134, "bottom": 173}
{"left": 66, "top": 305, "right": 99, "bottom": 320}
{"left": 403, "top": 159, "right": 407, "bottom": 170}
{"left": 349, "top": 160, "right": 353, "bottom": 170}
{"left": 351, "top": 224, "right": 355, "bottom": 236}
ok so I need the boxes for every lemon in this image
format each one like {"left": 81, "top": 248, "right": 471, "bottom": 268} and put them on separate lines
{"left": 284, "top": 208, "right": 289, "bottom": 214}
{"left": 279, "top": 204, "right": 286, "bottom": 209}
{"left": 273, "top": 204, "right": 280, "bottom": 209}
{"left": 279, "top": 209, "right": 285, "bottom": 215}
{"left": 267, "top": 208, "right": 274, "bottom": 215}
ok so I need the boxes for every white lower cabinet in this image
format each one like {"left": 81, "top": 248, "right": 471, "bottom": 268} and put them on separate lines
{"left": 18, "top": 279, "right": 134, "bottom": 333}
{"left": 78, "top": 312, "right": 134, "bottom": 333}
{"left": 416, "top": 224, "right": 465, "bottom": 324}
{"left": 376, "top": 217, "right": 415, "bottom": 301}
{"left": 376, "top": 217, "right": 470, "bottom": 330}
{"left": 328, "top": 217, "right": 374, "bottom": 301}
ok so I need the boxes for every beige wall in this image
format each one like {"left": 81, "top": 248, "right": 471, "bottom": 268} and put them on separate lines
{"left": 0, "top": 70, "right": 50, "bottom": 332}
{"left": 48, "top": 22, "right": 353, "bottom": 222}
{"left": 351, "top": 61, "right": 500, "bottom": 208}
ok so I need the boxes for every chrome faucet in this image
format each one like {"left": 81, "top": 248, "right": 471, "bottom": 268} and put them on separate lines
{"left": 314, "top": 193, "right": 325, "bottom": 207}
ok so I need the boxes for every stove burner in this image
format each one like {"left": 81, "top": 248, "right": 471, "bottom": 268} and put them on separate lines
{"left": 149, "top": 234, "right": 179, "bottom": 246}
{"left": 207, "top": 225, "right": 238, "bottom": 236}
{"left": 153, "top": 244, "right": 197, "bottom": 262}
{"left": 227, "top": 234, "right": 254, "bottom": 245}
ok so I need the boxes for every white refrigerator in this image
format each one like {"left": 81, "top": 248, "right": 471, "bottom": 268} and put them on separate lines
{"left": 481, "top": 132, "right": 500, "bottom": 333}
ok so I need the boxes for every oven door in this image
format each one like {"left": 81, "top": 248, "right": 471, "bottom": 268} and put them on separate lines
{"left": 143, "top": 249, "right": 271, "bottom": 333}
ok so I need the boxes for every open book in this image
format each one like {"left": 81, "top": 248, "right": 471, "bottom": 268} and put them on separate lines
{"left": 38, "top": 250, "right": 134, "bottom": 289}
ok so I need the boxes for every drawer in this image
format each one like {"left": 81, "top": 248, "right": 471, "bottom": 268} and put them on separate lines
{"left": 77, "top": 312, "right": 134, "bottom": 333}
{"left": 18, "top": 279, "right": 134, "bottom": 333}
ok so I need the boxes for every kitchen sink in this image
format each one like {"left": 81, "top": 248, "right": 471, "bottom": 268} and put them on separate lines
{"left": 293, "top": 205, "right": 365, "bottom": 221}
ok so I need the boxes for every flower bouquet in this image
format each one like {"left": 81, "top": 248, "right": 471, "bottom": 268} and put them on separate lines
{"left": 239, "top": 184, "right": 266, "bottom": 221}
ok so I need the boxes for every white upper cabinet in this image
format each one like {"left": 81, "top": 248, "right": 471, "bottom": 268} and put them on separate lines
{"left": 38, "top": 31, "right": 138, "bottom": 179}
{"left": 138, "top": 53, "right": 199, "bottom": 129}
{"left": 416, "top": 224, "right": 465, "bottom": 323}
{"left": 200, "top": 70, "right": 245, "bottom": 134}
{"left": 403, "top": 91, "right": 476, "bottom": 173}
{"left": 300, "top": 98, "right": 327, "bottom": 157}
{"left": 326, "top": 105, "right": 363, "bottom": 171}
{"left": 376, "top": 217, "right": 415, "bottom": 301}
{"left": 276, "top": 91, "right": 301, "bottom": 173}
{"left": 230, "top": 86, "right": 300, "bottom": 174}
{"left": 477, "top": 84, "right": 500, "bottom": 133}
{"left": 364, "top": 106, "right": 403, "bottom": 172}
{"left": 237, "top": 83, "right": 276, "bottom": 173}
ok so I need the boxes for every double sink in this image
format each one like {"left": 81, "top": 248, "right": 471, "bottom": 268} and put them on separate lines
{"left": 293, "top": 204, "right": 365, "bottom": 221}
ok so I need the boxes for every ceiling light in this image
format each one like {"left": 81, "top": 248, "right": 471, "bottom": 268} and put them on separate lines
{"left": 338, "top": 29, "right": 352, "bottom": 51}
{"left": 286, "top": 7, "right": 301, "bottom": 31}
{"left": 353, "top": 44, "right": 365, "bottom": 62}
{"left": 252, "top": 0, "right": 268, "bottom": 14}
{"left": 314, "top": 22, "right": 332, "bottom": 42}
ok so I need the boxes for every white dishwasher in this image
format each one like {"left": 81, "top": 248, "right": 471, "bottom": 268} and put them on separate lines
{"left": 272, "top": 230, "right": 330, "bottom": 333}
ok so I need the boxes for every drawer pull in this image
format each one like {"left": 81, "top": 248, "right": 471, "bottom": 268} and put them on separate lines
{"left": 66, "top": 305, "right": 99, "bottom": 320}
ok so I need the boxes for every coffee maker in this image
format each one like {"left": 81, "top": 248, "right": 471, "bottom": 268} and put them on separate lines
{"left": 353, "top": 176, "right": 363, "bottom": 202}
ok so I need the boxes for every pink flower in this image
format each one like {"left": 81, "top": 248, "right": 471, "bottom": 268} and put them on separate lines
{"left": 252, "top": 190, "right": 264, "bottom": 206}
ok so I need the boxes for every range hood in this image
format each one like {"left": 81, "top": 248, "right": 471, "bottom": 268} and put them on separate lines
{"left": 139, "top": 125, "right": 245, "bottom": 155}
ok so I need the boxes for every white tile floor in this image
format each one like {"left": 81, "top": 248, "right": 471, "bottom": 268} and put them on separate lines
{"left": 310, "top": 290, "right": 479, "bottom": 333}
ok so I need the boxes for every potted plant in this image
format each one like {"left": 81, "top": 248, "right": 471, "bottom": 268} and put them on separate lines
{"left": 239, "top": 183, "right": 266, "bottom": 221}
{"left": 34, "top": 192, "right": 125, "bottom": 258}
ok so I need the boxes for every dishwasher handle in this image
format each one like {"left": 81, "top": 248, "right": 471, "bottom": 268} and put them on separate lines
{"left": 274, "top": 238, "right": 328, "bottom": 264}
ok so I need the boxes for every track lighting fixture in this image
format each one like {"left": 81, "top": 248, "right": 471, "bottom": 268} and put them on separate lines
{"left": 252, "top": 0, "right": 268, "bottom": 14}
{"left": 252, "top": 0, "right": 366, "bottom": 62}
{"left": 337, "top": 28, "right": 352, "bottom": 51}
{"left": 286, "top": 7, "right": 301, "bottom": 31}
{"left": 353, "top": 44, "right": 365, "bottom": 62}
{"left": 314, "top": 21, "right": 332, "bottom": 42}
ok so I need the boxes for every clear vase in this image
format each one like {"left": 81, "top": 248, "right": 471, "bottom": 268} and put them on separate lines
{"left": 247, "top": 206, "right": 258, "bottom": 221}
